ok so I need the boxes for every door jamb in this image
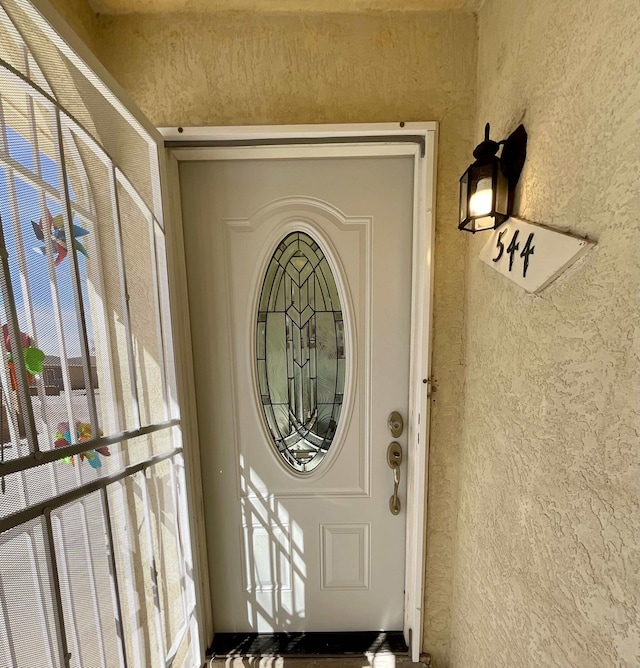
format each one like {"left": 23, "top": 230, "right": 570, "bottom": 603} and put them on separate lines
{"left": 162, "top": 123, "right": 437, "bottom": 663}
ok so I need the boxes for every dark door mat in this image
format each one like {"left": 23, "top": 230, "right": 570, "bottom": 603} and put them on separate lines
{"left": 208, "top": 631, "right": 408, "bottom": 658}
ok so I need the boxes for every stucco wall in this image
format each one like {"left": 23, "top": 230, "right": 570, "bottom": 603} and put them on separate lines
{"left": 47, "top": 0, "right": 98, "bottom": 48}
{"left": 93, "top": 11, "right": 476, "bottom": 663}
{"left": 449, "top": 0, "right": 640, "bottom": 666}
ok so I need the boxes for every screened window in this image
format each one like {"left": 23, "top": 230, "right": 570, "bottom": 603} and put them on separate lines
{"left": 0, "top": 1, "right": 197, "bottom": 666}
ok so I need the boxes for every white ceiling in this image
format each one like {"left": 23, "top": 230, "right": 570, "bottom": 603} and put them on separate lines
{"left": 88, "top": 0, "right": 481, "bottom": 15}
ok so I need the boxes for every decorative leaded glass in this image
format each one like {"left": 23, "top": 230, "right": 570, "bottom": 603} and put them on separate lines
{"left": 256, "top": 231, "right": 346, "bottom": 473}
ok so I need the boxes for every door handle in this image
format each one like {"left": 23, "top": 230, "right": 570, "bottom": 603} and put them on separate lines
{"left": 387, "top": 441, "right": 402, "bottom": 515}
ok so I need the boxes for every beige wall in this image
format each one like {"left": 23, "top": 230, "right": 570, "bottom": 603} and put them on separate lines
{"left": 449, "top": 0, "right": 640, "bottom": 666}
{"left": 92, "top": 11, "right": 476, "bottom": 664}
{"left": 48, "top": 0, "right": 98, "bottom": 48}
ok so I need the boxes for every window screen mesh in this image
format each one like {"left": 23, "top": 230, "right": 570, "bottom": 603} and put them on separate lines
{"left": 147, "top": 458, "right": 188, "bottom": 651}
{"left": 0, "top": 428, "right": 178, "bottom": 522}
{"left": 0, "top": 1, "right": 196, "bottom": 666}
{"left": 0, "top": 517, "right": 61, "bottom": 666}
{"left": 0, "top": 0, "right": 161, "bottom": 220}
{"left": 50, "top": 492, "right": 125, "bottom": 668}
{"left": 107, "top": 473, "right": 164, "bottom": 667}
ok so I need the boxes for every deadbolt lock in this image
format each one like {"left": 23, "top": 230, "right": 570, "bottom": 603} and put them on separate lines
{"left": 388, "top": 411, "right": 404, "bottom": 438}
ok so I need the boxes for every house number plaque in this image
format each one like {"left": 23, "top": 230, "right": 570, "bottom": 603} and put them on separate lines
{"left": 479, "top": 217, "right": 595, "bottom": 293}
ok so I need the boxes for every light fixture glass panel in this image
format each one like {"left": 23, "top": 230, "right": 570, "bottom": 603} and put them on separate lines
{"left": 459, "top": 168, "right": 469, "bottom": 224}
{"left": 256, "top": 231, "right": 347, "bottom": 473}
{"left": 474, "top": 216, "right": 495, "bottom": 231}
{"left": 469, "top": 176, "right": 493, "bottom": 217}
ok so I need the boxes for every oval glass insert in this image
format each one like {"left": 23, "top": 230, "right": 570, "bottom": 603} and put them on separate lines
{"left": 256, "top": 231, "right": 346, "bottom": 473}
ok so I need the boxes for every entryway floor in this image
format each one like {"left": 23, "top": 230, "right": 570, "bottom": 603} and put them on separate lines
{"left": 209, "top": 632, "right": 408, "bottom": 657}
{"left": 207, "top": 632, "right": 426, "bottom": 667}
{"left": 208, "top": 657, "right": 423, "bottom": 667}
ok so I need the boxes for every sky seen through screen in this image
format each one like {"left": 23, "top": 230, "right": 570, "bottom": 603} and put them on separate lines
{"left": 1, "top": 125, "right": 94, "bottom": 359}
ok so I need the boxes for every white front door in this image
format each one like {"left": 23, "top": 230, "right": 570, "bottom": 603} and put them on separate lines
{"left": 179, "top": 149, "right": 415, "bottom": 633}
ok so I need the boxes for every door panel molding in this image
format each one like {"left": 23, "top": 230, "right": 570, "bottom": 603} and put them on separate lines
{"left": 320, "top": 523, "right": 371, "bottom": 591}
{"left": 223, "top": 196, "right": 371, "bottom": 498}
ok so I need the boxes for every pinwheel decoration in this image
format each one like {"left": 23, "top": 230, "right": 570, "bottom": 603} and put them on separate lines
{"left": 31, "top": 209, "right": 89, "bottom": 266}
{"left": 54, "top": 421, "right": 110, "bottom": 468}
{"left": 2, "top": 324, "right": 45, "bottom": 389}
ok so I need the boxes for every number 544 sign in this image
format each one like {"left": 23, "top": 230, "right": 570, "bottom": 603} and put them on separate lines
{"left": 479, "top": 217, "right": 595, "bottom": 293}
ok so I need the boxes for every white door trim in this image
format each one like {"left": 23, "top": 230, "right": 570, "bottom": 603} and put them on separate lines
{"left": 163, "top": 123, "right": 437, "bottom": 663}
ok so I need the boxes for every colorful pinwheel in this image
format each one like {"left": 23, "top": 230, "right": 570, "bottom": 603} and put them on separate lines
{"left": 2, "top": 324, "right": 45, "bottom": 389}
{"left": 31, "top": 209, "right": 89, "bottom": 266}
{"left": 54, "top": 421, "right": 110, "bottom": 468}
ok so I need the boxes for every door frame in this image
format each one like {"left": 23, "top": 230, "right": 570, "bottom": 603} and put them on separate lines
{"left": 161, "top": 123, "right": 437, "bottom": 662}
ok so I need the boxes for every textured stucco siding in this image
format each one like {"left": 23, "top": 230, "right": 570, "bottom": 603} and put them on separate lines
{"left": 449, "top": 0, "right": 640, "bottom": 666}
{"left": 47, "top": 0, "right": 98, "bottom": 48}
{"left": 88, "top": 0, "right": 470, "bottom": 13}
{"left": 93, "top": 11, "right": 476, "bottom": 664}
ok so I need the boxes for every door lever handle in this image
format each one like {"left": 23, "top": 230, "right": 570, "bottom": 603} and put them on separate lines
{"left": 387, "top": 441, "right": 402, "bottom": 515}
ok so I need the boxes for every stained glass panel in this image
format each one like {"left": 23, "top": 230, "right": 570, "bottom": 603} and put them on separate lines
{"left": 257, "top": 231, "right": 346, "bottom": 473}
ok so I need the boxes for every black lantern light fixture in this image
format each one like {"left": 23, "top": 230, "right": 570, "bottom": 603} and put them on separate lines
{"left": 458, "top": 123, "right": 527, "bottom": 233}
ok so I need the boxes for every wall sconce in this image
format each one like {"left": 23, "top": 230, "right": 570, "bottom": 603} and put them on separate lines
{"left": 458, "top": 123, "right": 527, "bottom": 233}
